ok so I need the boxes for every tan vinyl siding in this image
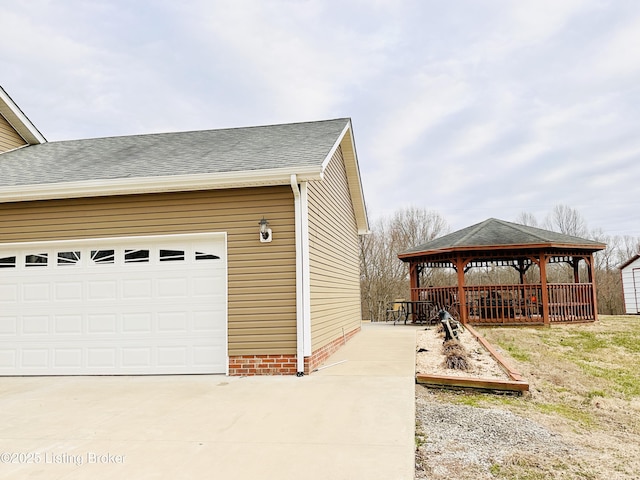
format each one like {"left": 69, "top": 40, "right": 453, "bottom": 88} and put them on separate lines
{"left": 0, "top": 114, "right": 27, "bottom": 153}
{"left": 307, "top": 146, "right": 362, "bottom": 351}
{"left": 0, "top": 187, "right": 297, "bottom": 355}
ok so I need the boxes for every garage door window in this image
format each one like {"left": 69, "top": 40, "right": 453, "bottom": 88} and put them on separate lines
{"left": 196, "top": 252, "right": 220, "bottom": 260}
{"left": 125, "top": 249, "right": 150, "bottom": 263}
{"left": 2, "top": 248, "right": 222, "bottom": 268}
{"left": 58, "top": 251, "right": 81, "bottom": 266}
{"left": 91, "top": 250, "right": 115, "bottom": 264}
{"left": 26, "top": 253, "right": 48, "bottom": 267}
{"left": 160, "top": 249, "right": 185, "bottom": 262}
{"left": 0, "top": 256, "right": 16, "bottom": 268}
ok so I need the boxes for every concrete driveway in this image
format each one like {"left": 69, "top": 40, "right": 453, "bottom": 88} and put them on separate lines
{"left": 0, "top": 323, "right": 418, "bottom": 480}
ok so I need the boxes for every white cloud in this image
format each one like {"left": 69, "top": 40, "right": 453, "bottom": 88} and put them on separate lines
{"left": 591, "top": 17, "right": 640, "bottom": 79}
{"left": 173, "top": 0, "right": 400, "bottom": 123}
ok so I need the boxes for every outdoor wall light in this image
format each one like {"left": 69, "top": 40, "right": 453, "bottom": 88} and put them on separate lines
{"left": 259, "top": 217, "right": 273, "bottom": 243}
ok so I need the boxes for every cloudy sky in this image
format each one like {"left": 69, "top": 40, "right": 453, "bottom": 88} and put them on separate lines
{"left": 1, "top": 0, "right": 638, "bottom": 237}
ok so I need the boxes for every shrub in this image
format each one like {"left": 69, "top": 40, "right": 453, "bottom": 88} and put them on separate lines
{"left": 442, "top": 339, "right": 469, "bottom": 370}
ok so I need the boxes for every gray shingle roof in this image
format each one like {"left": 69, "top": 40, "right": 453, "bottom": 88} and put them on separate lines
{"left": 0, "top": 118, "right": 350, "bottom": 187}
{"left": 400, "top": 218, "right": 605, "bottom": 258}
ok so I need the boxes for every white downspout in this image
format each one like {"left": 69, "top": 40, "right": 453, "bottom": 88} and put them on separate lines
{"left": 291, "top": 175, "right": 305, "bottom": 376}
{"left": 299, "top": 182, "right": 312, "bottom": 356}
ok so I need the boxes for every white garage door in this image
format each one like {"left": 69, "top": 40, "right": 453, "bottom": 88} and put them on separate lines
{"left": 0, "top": 233, "right": 227, "bottom": 375}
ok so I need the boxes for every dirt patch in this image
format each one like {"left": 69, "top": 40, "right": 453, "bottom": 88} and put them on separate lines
{"left": 415, "top": 326, "right": 510, "bottom": 380}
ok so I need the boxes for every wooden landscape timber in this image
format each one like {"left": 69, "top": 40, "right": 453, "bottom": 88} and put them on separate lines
{"left": 415, "top": 373, "right": 529, "bottom": 393}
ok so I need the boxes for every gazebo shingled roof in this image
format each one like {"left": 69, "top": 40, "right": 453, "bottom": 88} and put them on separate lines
{"left": 398, "top": 218, "right": 606, "bottom": 326}
{"left": 400, "top": 218, "right": 605, "bottom": 258}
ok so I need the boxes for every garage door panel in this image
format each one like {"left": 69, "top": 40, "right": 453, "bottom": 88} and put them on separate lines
{"left": 0, "top": 350, "right": 16, "bottom": 368}
{"left": 23, "top": 316, "right": 49, "bottom": 334}
{"left": 0, "top": 285, "right": 18, "bottom": 302}
{"left": 122, "top": 279, "right": 153, "bottom": 299}
{"left": 88, "top": 281, "right": 117, "bottom": 300}
{"left": 22, "top": 349, "right": 48, "bottom": 368}
{"left": 0, "top": 317, "right": 18, "bottom": 335}
{"left": 122, "top": 313, "right": 152, "bottom": 333}
{"left": 55, "top": 282, "right": 83, "bottom": 301}
{"left": 88, "top": 314, "right": 118, "bottom": 334}
{"left": 88, "top": 348, "right": 116, "bottom": 368}
{"left": 55, "top": 348, "right": 82, "bottom": 368}
{"left": 193, "top": 311, "right": 225, "bottom": 331}
{"left": 0, "top": 233, "right": 228, "bottom": 375}
{"left": 157, "top": 278, "right": 188, "bottom": 297}
{"left": 194, "top": 346, "right": 221, "bottom": 366}
{"left": 54, "top": 315, "right": 83, "bottom": 334}
{"left": 158, "top": 312, "right": 188, "bottom": 332}
{"left": 158, "top": 346, "right": 188, "bottom": 366}
{"left": 122, "top": 347, "right": 152, "bottom": 368}
{"left": 23, "top": 283, "right": 50, "bottom": 302}
{"left": 194, "top": 276, "right": 225, "bottom": 296}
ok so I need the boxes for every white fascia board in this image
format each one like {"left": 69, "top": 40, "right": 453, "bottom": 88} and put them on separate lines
{"left": 320, "top": 120, "right": 351, "bottom": 174}
{"left": 342, "top": 128, "right": 370, "bottom": 235}
{"left": 0, "top": 86, "right": 47, "bottom": 144}
{"left": 0, "top": 166, "right": 323, "bottom": 203}
{"left": 321, "top": 120, "right": 370, "bottom": 235}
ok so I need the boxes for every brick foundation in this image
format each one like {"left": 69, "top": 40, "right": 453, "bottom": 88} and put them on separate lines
{"left": 228, "top": 325, "right": 361, "bottom": 376}
{"left": 228, "top": 354, "right": 298, "bottom": 376}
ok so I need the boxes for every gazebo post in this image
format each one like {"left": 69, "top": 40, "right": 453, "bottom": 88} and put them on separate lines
{"left": 573, "top": 257, "right": 580, "bottom": 283}
{"left": 409, "top": 262, "right": 419, "bottom": 302}
{"left": 455, "top": 255, "right": 468, "bottom": 323}
{"left": 539, "top": 253, "right": 550, "bottom": 326}
{"left": 517, "top": 259, "right": 527, "bottom": 313}
{"left": 518, "top": 259, "right": 526, "bottom": 286}
{"left": 588, "top": 253, "right": 599, "bottom": 321}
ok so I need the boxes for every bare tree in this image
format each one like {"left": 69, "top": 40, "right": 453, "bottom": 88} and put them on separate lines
{"left": 544, "top": 204, "right": 588, "bottom": 237}
{"left": 619, "top": 235, "right": 640, "bottom": 263}
{"left": 514, "top": 211, "right": 539, "bottom": 227}
{"left": 360, "top": 207, "right": 449, "bottom": 321}
{"left": 389, "top": 206, "right": 450, "bottom": 249}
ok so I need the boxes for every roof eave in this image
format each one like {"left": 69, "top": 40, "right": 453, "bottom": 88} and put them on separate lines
{"left": 619, "top": 254, "right": 640, "bottom": 270}
{"left": 399, "top": 242, "right": 607, "bottom": 261}
{"left": 0, "top": 166, "right": 324, "bottom": 203}
{"left": 0, "top": 86, "right": 46, "bottom": 145}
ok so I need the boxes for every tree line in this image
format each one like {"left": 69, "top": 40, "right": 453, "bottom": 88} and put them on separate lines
{"left": 360, "top": 205, "right": 640, "bottom": 320}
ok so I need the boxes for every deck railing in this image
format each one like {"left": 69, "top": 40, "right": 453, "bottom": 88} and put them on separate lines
{"left": 546, "top": 283, "right": 594, "bottom": 323}
{"left": 412, "top": 283, "right": 595, "bottom": 324}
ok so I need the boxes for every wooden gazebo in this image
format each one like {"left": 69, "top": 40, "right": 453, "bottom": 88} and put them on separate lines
{"left": 398, "top": 218, "right": 606, "bottom": 326}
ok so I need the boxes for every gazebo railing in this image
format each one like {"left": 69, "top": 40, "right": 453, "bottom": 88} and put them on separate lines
{"left": 547, "top": 283, "right": 594, "bottom": 323}
{"left": 463, "top": 285, "right": 543, "bottom": 324}
{"left": 414, "top": 286, "right": 459, "bottom": 312}
{"left": 412, "top": 283, "right": 595, "bottom": 324}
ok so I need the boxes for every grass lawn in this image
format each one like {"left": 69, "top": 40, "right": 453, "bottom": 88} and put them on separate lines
{"left": 422, "top": 315, "right": 640, "bottom": 479}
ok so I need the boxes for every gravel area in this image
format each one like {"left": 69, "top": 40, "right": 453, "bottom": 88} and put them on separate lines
{"left": 415, "top": 388, "right": 578, "bottom": 479}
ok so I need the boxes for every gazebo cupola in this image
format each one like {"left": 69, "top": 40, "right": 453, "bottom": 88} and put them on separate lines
{"left": 398, "top": 218, "right": 606, "bottom": 326}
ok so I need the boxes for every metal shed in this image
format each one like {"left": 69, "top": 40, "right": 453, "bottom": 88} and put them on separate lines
{"left": 620, "top": 255, "right": 640, "bottom": 315}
